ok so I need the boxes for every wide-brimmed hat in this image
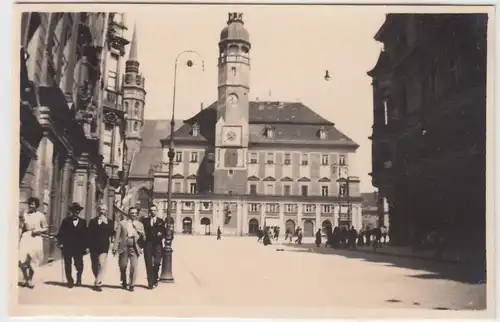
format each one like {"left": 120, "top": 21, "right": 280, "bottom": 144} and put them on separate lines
{"left": 69, "top": 202, "right": 84, "bottom": 212}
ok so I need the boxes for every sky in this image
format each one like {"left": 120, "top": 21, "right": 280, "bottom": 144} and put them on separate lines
{"left": 122, "top": 5, "right": 389, "bottom": 193}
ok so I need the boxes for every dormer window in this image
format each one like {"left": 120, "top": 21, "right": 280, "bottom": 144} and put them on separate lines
{"left": 192, "top": 123, "right": 199, "bottom": 137}
{"left": 265, "top": 126, "right": 275, "bottom": 138}
{"left": 318, "top": 126, "right": 327, "bottom": 139}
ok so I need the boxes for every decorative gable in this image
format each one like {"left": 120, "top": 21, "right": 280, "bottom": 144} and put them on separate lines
{"left": 247, "top": 175, "right": 260, "bottom": 181}
{"left": 263, "top": 176, "right": 276, "bottom": 182}
{"left": 280, "top": 176, "right": 293, "bottom": 182}
{"left": 186, "top": 174, "right": 197, "bottom": 180}
{"left": 318, "top": 177, "right": 331, "bottom": 182}
{"left": 172, "top": 174, "right": 184, "bottom": 179}
{"left": 298, "top": 176, "right": 311, "bottom": 182}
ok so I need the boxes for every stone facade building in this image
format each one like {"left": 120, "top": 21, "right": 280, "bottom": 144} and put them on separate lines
{"left": 120, "top": 13, "right": 363, "bottom": 237}
{"left": 367, "top": 14, "right": 487, "bottom": 249}
{"left": 19, "top": 12, "right": 135, "bottom": 261}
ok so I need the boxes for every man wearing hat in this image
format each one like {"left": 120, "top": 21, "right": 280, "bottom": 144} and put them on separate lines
{"left": 56, "top": 202, "right": 89, "bottom": 288}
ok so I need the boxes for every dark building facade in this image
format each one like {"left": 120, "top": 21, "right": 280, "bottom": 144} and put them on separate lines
{"left": 19, "top": 12, "right": 134, "bottom": 262}
{"left": 368, "top": 14, "right": 487, "bottom": 250}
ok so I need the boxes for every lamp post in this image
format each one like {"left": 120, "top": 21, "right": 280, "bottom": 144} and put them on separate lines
{"left": 336, "top": 176, "right": 352, "bottom": 228}
{"left": 159, "top": 50, "right": 205, "bottom": 283}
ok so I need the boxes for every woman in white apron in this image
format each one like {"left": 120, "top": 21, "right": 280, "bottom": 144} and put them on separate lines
{"left": 18, "top": 197, "right": 48, "bottom": 288}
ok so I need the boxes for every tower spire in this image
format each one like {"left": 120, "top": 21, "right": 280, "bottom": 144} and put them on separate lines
{"left": 126, "top": 24, "right": 139, "bottom": 73}
{"left": 128, "top": 24, "right": 138, "bottom": 62}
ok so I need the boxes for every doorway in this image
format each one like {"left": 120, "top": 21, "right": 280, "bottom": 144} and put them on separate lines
{"left": 201, "top": 217, "right": 211, "bottom": 235}
{"left": 248, "top": 218, "right": 259, "bottom": 235}
{"left": 303, "top": 219, "right": 314, "bottom": 237}
{"left": 182, "top": 217, "right": 193, "bottom": 234}
{"left": 285, "top": 219, "right": 296, "bottom": 234}
{"left": 322, "top": 220, "right": 332, "bottom": 235}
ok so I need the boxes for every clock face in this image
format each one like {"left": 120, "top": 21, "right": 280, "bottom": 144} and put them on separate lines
{"left": 222, "top": 126, "right": 242, "bottom": 146}
{"left": 227, "top": 93, "right": 238, "bottom": 108}
{"left": 226, "top": 131, "right": 237, "bottom": 141}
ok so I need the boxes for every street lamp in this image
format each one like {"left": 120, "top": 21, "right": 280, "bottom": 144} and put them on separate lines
{"left": 159, "top": 50, "right": 205, "bottom": 283}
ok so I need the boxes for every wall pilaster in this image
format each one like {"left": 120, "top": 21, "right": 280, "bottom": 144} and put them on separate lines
{"left": 86, "top": 166, "right": 97, "bottom": 220}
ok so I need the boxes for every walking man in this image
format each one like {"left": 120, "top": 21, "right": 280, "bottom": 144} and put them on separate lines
{"left": 87, "top": 203, "right": 114, "bottom": 292}
{"left": 56, "top": 202, "right": 88, "bottom": 288}
{"left": 113, "top": 207, "right": 145, "bottom": 292}
{"left": 142, "top": 204, "right": 166, "bottom": 289}
{"left": 217, "top": 226, "right": 222, "bottom": 240}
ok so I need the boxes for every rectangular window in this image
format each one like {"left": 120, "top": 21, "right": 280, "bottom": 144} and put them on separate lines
{"left": 107, "top": 70, "right": 117, "bottom": 91}
{"left": 304, "top": 204, "right": 316, "bottom": 213}
{"left": 249, "top": 203, "right": 260, "bottom": 212}
{"left": 321, "top": 185, "right": 329, "bottom": 197}
{"left": 171, "top": 201, "right": 177, "bottom": 210}
{"left": 249, "top": 152, "right": 258, "bottom": 164}
{"left": 266, "top": 203, "right": 279, "bottom": 213}
{"left": 249, "top": 184, "right": 257, "bottom": 195}
{"left": 265, "top": 184, "right": 274, "bottom": 195}
{"left": 174, "top": 182, "right": 181, "bottom": 193}
{"left": 266, "top": 152, "right": 274, "bottom": 164}
{"left": 321, "top": 154, "right": 329, "bottom": 165}
{"left": 285, "top": 204, "right": 297, "bottom": 213}
{"left": 301, "top": 153, "right": 308, "bottom": 166}
{"left": 301, "top": 185, "right": 308, "bottom": 196}
{"left": 207, "top": 183, "right": 213, "bottom": 193}
{"left": 339, "top": 154, "right": 346, "bottom": 166}
{"left": 189, "top": 183, "right": 197, "bottom": 194}
{"left": 284, "top": 153, "right": 291, "bottom": 165}
{"left": 283, "top": 185, "right": 291, "bottom": 196}
{"left": 321, "top": 204, "right": 332, "bottom": 213}
{"left": 339, "top": 183, "right": 347, "bottom": 197}
{"left": 182, "top": 201, "right": 193, "bottom": 211}
{"left": 190, "top": 152, "right": 198, "bottom": 163}
{"left": 201, "top": 202, "right": 212, "bottom": 211}
{"left": 175, "top": 151, "right": 183, "bottom": 162}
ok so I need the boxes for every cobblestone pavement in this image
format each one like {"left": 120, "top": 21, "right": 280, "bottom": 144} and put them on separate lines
{"left": 16, "top": 235, "right": 487, "bottom": 316}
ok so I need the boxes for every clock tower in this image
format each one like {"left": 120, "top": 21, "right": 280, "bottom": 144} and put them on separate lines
{"left": 214, "top": 12, "right": 251, "bottom": 195}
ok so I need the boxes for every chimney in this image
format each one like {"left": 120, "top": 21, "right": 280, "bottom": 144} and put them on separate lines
{"left": 200, "top": 102, "right": 203, "bottom": 111}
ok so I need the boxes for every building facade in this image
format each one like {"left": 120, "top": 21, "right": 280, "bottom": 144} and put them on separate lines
{"left": 142, "top": 13, "right": 363, "bottom": 237}
{"left": 368, "top": 14, "right": 487, "bottom": 249}
{"left": 19, "top": 12, "right": 135, "bottom": 261}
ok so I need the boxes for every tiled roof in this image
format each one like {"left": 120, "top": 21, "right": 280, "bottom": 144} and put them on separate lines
{"left": 248, "top": 101, "right": 332, "bottom": 125}
{"left": 129, "top": 119, "right": 182, "bottom": 177}
{"left": 167, "top": 100, "right": 357, "bottom": 147}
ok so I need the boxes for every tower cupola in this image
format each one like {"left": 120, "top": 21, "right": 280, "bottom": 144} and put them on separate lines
{"left": 219, "top": 12, "right": 250, "bottom": 45}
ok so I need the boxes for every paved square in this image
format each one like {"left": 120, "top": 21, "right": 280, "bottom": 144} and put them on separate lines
{"left": 17, "top": 235, "right": 486, "bottom": 313}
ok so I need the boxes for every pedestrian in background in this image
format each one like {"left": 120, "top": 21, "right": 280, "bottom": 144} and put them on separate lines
{"left": 315, "top": 229, "right": 322, "bottom": 247}
{"left": 87, "top": 203, "right": 114, "bottom": 292}
{"left": 217, "top": 226, "right": 222, "bottom": 240}
{"left": 18, "top": 197, "right": 48, "bottom": 288}
{"left": 56, "top": 202, "right": 88, "bottom": 288}
{"left": 113, "top": 207, "right": 145, "bottom": 292}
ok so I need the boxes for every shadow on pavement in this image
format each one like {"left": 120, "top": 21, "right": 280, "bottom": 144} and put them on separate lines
{"left": 44, "top": 281, "right": 151, "bottom": 290}
{"left": 282, "top": 243, "right": 486, "bottom": 285}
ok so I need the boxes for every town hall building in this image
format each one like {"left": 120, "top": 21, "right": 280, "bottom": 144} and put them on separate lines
{"left": 124, "top": 13, "right": 363, "bottom": 237}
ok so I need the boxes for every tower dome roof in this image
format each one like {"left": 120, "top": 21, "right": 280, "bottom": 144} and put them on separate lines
{"left": 220, "top": 12, "right": 250, "bottom": 43}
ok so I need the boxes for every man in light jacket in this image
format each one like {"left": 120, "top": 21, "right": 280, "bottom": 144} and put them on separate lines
{"left": 113, "top": 207, "right": 145, "bottom": 292}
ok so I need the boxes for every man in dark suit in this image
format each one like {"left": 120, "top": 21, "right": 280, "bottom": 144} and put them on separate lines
{"left": 141, "top": 204, "right": 166, "bottom": 289}
{"left": 87, "top": 203, "right": 114, "bottom": 292}
{"left": 56, "top": 202, "right": 88, "bottom": 288}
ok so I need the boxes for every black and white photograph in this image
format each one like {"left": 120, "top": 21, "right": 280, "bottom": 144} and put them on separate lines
{"left": 11, "top": 2, "right": 494, "bottom": 319}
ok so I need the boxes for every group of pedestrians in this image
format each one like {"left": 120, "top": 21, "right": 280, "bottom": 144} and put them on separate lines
{"left": 18, "top": 198, "right": 169, "bottom": 292}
